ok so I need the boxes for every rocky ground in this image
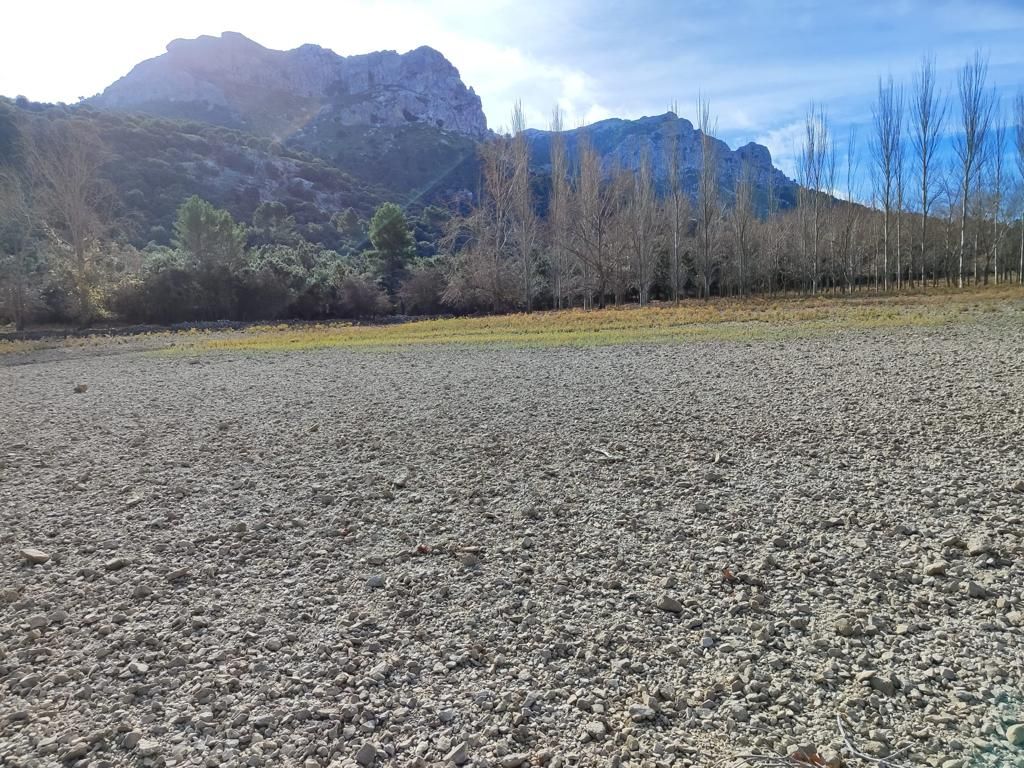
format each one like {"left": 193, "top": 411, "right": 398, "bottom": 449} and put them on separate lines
{"left": 1, "top": 317, "right": 1023, "bottom": 768}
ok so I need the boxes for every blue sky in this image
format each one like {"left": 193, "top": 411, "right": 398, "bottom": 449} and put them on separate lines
{"left": 3, "top": 0, "right": 1023, "bottom": 188}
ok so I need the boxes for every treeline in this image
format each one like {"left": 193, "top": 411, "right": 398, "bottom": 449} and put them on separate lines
{"left": 2, "top": 51, "right": 1024, "bottom": 329}
{"left": 444, "top": 53, "right": 1024, "bottom": 311}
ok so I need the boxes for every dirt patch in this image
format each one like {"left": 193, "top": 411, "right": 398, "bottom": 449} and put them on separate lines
{"left": 1, "top": 320, "right": 1022, "bottom": 766}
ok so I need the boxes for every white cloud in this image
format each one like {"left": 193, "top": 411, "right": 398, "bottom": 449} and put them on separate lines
{"left": 755, "top": 120, "right": 807, "bottom": 177}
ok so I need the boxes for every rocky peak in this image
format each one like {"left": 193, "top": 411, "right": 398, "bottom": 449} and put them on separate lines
{"left": 90, "top": 32, "right": 488, "bottom": 139}
{"left": 524, "top": 112, "right": 796, "bottom": 209}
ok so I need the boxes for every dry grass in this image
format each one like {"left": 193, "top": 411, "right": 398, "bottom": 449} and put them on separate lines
{"left": 194, "top": 286, "right": 1023, "bottom": 353}
{"left": 2, "top": 286, "right": 1022, "bottom": 358}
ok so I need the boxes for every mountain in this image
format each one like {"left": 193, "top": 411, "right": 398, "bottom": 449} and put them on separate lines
{"left": 86, "top": 33, "right": 797, "bottom": 211}
{"left": 84, "top": 32, "right": 486, "bottom": 208}
{"left": 524, "top": 113, "right": 797, "bottom": 211}
{"left": 4, "top": 33, "right": 801, "bottom": 252}
{"left": 90, "top": 32, "right": 488, "bottom": 140}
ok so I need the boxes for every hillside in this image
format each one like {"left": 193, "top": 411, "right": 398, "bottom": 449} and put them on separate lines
{"left": 1, "top": 98, "right": 387, "bottom": 250}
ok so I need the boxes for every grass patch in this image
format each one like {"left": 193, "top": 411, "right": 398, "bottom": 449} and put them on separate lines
{"left": 191, "top": 287, "right": 1022, "bottom": 354}
{"left": 3, "top": 286, "right": 1021, "bottom": 358}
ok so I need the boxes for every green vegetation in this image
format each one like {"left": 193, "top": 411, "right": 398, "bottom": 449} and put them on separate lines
{"left": 110, "top": 198, "right": 397, "bottom": 324}
{"left": 367, "top": 202, "right": 415, "bottom": 296}
{"left": 0, "top": 96, "right": 454, "bottom": 328}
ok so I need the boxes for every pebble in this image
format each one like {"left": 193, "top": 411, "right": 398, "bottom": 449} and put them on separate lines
{"left": 445, "top": 741, "right": 469, "bottom": 764}
{"left": 366, "top": 574, "right": 385, "bottom": 589}
{"left": 966, "top": 581, "right": 989, "bottom": 599}
{"left": 61, "top": 744, "right": 89, "bottom": 761}
{"left": 19, "top": 548, "right": 50, "bottom": 565}
{"left": 834, "top": 618, "right": 858, "bottom": 637}
{"left": 136, "top": 739, "right": 161, "bottom": 757}
{"left": 628, "top": 704, "right": 656, "bottom": 722}
{"left": 868, "top": 674, "right": 897, "bottom": 697}
{"left": 656, "top": 594, "right": 684, "bottom": 613}
{"left": 1008, "top": 723, "right": 1024, "bottom": 747}
{"left": 355, "top": 742, "right": 377, "bottom": 766}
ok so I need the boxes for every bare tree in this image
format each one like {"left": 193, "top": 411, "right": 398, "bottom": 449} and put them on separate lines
{"left": 872, "top": 75, "right": 903, "bottom": 291}
{"left": 730, "top": 161, "right": 755, "bottom": 294}
{"left": 442, "top": 126, "right": 520, "bottom": 313}
{"left": 798, "top": 103, "right": 833, "bottom": 292}
{"left": 989, "top": 108, "right": 1006, "bottom": 284}
{"left": 910, "top": 56, "right": 946, "bottom": 287}
{"left": 26, "top": 118, "right": 110, "bottom": 322}
{"left": 510, "top": 101, "right": 538, "bottom": 310}
{"left": 627, "top": 146, "right": 659, "bottom": 305}
{"left": 440, "top": 202, "right": 518, "bottom": 313}
{"left": 953, "top": 52, "right": 994, "bottom": 288}
{"left": 695, "top": 94, "right": 720, "bottom": 297}
{"left": 763, "top": 173, "right": 785, "bottom": 294}
{"left": 894, "top": 117, "right": 906, "bottom": 289}
{"left": 547, "top": 106, "right": 572, "bottom": 308}
{"left": 663, "top": 105, "right": 689, "bottom": 303}
{"left": 566, "top": 131, "right": 619, "bottom": 308}
{"left": 1016, "top": 91, "right": 1024, "bottom": 284}
{"left": 836, "top": 128, "right": 862, "bottom": 292}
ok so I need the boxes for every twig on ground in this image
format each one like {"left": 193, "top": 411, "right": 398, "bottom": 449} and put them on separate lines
{"left": 836, "top": 714, "right": 913, "bottom": 767}
{"left": 590, "top": 445, "right": 625, "bottom": 462}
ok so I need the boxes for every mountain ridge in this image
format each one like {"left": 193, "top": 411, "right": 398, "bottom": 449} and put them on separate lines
{"left": 89, "top": 31, "right": 489, "bottom": 140}
{"left": 524, "top": 112, "right": 796, "bottom": 209}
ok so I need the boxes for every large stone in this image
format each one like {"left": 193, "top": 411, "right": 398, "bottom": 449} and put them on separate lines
{"left": 629, "top": 704, "right": 656, "bottom": 722}
{"left": 966, "top": 581, "right": 989, "bottom": 599}
{"left": 656, "top": 595, "right": 684, "bottom": 613}
{"left": 355, "top": 742, "right": 377, "bottom": 766}
{"left": 445, "top": 741, "right": 469, "bottom": 765}
{"left": 20, "top": 548, "right": 50, "bottom": 565}
{"left": 136, "top": 740, "right": 161, "bottom": 757}
{"left": 1008, "top": 723, "right": 1024, "bottom": 747}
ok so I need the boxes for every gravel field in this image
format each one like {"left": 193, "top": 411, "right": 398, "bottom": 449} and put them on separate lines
{"left": 2, "top": 318, "right": 1023, "bottom": 768}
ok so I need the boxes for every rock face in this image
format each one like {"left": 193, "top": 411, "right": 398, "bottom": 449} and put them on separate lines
{"left": 524, "top": 113, "right": 798, "bottom": 211}
{"left": 90, "top": 31, "right": 488, "bottom": 140}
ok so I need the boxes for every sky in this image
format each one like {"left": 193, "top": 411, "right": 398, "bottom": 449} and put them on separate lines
{"left": 3, "top": 0, "right": 1023, "bottom": 187}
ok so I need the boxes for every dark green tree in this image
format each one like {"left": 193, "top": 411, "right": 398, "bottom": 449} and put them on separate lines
{"left": 367, "top": 202, "right": 414, "bottom": 295}
{"left": 173, "top": 195, "right": 246, "bottom": 272}
{"left": 333, "top": 207, "right": 363, "bottom": 238}
{"left": 250, "top": 201, "right": 299, "bottom": 247}
{"left": 172, "top": 196, "right": 246, "bottom": 317}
